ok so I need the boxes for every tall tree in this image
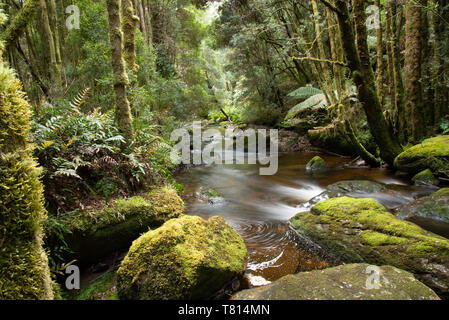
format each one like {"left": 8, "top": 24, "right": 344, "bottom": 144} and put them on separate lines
{"left": 327, "top": 0, "right": 403, "bottom": 165}
{"left": 404, "top": 0, "right": 426, "bottom": 142}
{"left": 122, "top": 0, "right": 139, "bottom": 71}
{"left": 39, "top": 0, "right": 61, "bottom": 87}
{"left": 106, "top": 0, "right": 134, "bottom": 142}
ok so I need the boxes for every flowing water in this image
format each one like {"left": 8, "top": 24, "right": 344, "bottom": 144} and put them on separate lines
{"left": 175, "top": 151, "right": 439, "bottom": 287}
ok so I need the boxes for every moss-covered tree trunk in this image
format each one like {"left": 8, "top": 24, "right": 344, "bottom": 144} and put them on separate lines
{"left": 122, "top": 0, "right": 139, "bottom": 71}
{"left": 106, "top": 0, "right": 134, "bottom": 142}
{"left": 387, "top": 0, "right": 406, "bottom": 143}
{"left": 375, "top": 0, "right": 384, "bottom": 108}
{"left": 0, "top": 47, "right": 54, "bottom": 299}
{"left": 39, "top": 0, "right": 61, "bottom": 88}
{"left": 333, "top": 0, "right": 403, "bottom": 166}
{"left": 48, "top": 0, "right": 62, "bottom": 82}
{"left": 311, "top": 0, "right": 337, "bottom": 104}
{"left": 433, "top": 0, "right": 449, "bottom": 124}
{"left": 1, "top": 0, "right": 40, "bottom": 56}
{"left": 144, "top": 0, "right": 154, "bottom": 48}
{"left": 404, "top": 0, "right": 426, "bottom": 142}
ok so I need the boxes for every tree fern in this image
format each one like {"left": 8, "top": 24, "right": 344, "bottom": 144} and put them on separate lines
{"left": 285, "top": 93, "right": 328, "bottom": 120}
{"left": 287, "top": 86, "right": 323, "bottom": 101}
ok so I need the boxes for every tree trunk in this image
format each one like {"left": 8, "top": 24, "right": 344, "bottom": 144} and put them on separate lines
{"left": 122, "top": 0, "right": 139, "bottom": 71}
{"left": 106, "top": 0, "right": 134, "bottom": 142}
{"left": 375, "top": 0, "right": 384, "bottom": 107}
{"left": 312, "top": 0, "right": 337, "bottom": 104}
{"left": 433, "top": 0, "right": 449, "bottom": 123}
{"left": 388, "top": 0, "right": 406, "bottom": 143}
{"left": 334, "top": 0, "right": 403, "bottom": 166}
{"left": 404, "top": 0, "right": 426, "bottom": 142}
{"left": 48, "top": 0, "right": 62, "bottom": 75}
{"left": 39, "top": 0, "right": 61, "bottom": 89}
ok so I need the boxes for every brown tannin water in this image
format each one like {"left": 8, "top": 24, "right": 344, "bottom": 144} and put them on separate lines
{"left": 175, "top": 152, "right": 437, "bottom": 286}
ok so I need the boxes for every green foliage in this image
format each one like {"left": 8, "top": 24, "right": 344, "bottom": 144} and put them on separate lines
{"left": 440, "top": 115, "right": 449, "bottom": 134}
{"left": 31, "top": 93, "right": 179, "bottom": 213}
{"left": 287, "top": 86, "right": 323, "bottom": 101}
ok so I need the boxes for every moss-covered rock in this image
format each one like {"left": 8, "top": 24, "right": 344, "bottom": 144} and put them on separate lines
{"left": 297, "top": 180, "right": 386, "bottom": 211}
{"left": 0, "top": 60, "right": 53, "bottom": 299}
{"left": 232, "top": 263, "right": 439, "bottom": 300}
{"left": 306, "top": 156, "right": 327, "bottom": 171}
{"left": 117, "top": 215, "right": 247, "bottom": 300}
{"left": 412, "top": 169, "right": 439, "bottom": 186}
{"left": 290, "top": 197, "right": 449, "bottom": 298}
{"left": 394, "top": 135, "right": 449, "bottom": 177}
{"left": 397, "top": 188, "right": 449, "bottom": 226}
{"left": 46, "top": 186, "right": 184, "bottom": 264}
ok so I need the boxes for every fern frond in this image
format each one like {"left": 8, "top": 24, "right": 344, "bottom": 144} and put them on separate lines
{"left": 287, "top": 86, "right": 323, "bottom": 101}
{"left": 70, "top": 87, "right": 91, "bottom": 112}
{"left": 285, "top": 93, "right": 328, "bottom": 120}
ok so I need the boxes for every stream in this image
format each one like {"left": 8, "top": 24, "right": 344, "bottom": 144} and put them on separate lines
{"left": 175, "top": 151, "right": 438, "bottom": 287}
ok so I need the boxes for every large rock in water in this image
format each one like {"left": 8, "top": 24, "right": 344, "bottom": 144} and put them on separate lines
{"left": 297, "top": 180, "right": 386, "bottom": 211}
{"left": 232, "top": 264, "right": 439, "bottom": 300}
{"left": 290, "top": 197, "right": 449, "bottom": 298}
{"left": 116, "top": 215, "right": 247, "bottom": 300}
{"left": 394, "top": 135, "right": 449, "bottom": 177}
{"left": 45, "top": 186, "right": 184, "bottom": 264}
{"left": 306, "top": 156, "right": 327, "bottom": 171}
{"left": 397, "top": 188, "right": 449, "bottom": 238}
{"left": 412, "top": 169, "right": 439, "bottom": 186}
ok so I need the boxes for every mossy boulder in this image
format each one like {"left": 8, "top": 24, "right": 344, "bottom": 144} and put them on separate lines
{"left": 298, "top": 180, "right": 386, "bottom": 211}
{"left": 290, "top": 197, "right": 449, "bottom": 298}
{"left": 117, "top": 215, "right": 247, "bottom": 300}
{"left": 232, "top": 263, "right": 439, "bottom": 300}
{"left": 306, "top": 156, "right": 327, "bottom": 171}
{"left": 0, "top": 61, "right": 54, "bottom": 299}
{"left": 46, "top": 186, "right": 184, "bottom": 264}
{"left": 412, "top": 169, "right": 439, "bottom": 186}
{"left": 394, "top": 135, "right": 449, "bottom": 177}
{"left": 397, "top": 188, "right": 449, "bottom": 237}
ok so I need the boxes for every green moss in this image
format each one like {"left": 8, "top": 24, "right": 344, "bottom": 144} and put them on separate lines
{"left": 202, "top": 188, "right": 220, "bottom": 198}
{"left": 232, "top": 264, "right": 440, "bottom": 300}
{"left": 434, "top": 188, "right": 449, "bottom": 197}
{"left": 306, "top": 156, "right": 327, "bottom": 171}
{"left": 46, "top": 186, "right": 184, "bottom": 264}
{"left": 361, "top": 231, "right": 409, "bottom": 246}
{"left": 75, "top": 271, "right": 118, "bottom": 300}
{"left": 394, "top": 135, "right": 449, "bottom": 177}
{"left": 412, "top": 169, "right": 439, "bottom": 186}
{"left": 291, "top": 197, "right": 449, "bottom": 298}
{"left": 0, "top": 60, "right": 53, "bottom": 299}
{"left": 117, "top": 215, "right": 247, "bottom": 300}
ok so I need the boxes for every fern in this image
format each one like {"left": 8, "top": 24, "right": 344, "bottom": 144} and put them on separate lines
{"left": 287, "top": 86, "right": 323, "bottom": 101}
{"left": 285, "top": 93, "right": 328, "bottom": 120}
{"left": 70, "top": 87, "right": 91, "bottom": 113}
